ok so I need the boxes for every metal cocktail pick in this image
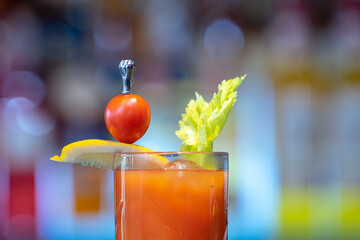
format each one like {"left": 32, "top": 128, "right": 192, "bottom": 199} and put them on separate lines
{"left": 119, "top": 59, "right": 136, "bottom": 94}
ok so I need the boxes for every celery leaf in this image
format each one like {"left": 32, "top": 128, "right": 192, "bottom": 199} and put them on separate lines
{"left": 176, "top": 75, "right": 246, "bottom": 152}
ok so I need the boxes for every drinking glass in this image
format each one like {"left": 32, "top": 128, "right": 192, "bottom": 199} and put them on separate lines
{"left": 113, "top": 152, "right": 229, "bottom": 240}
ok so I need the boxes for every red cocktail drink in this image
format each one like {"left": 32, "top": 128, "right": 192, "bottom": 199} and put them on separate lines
{"left": 114, "top": 152, "right": 228, "bottom": 240}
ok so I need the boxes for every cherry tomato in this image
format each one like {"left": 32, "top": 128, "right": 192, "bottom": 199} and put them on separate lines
{"left": 104, "top": 93, "right": 151, "bottom": 144}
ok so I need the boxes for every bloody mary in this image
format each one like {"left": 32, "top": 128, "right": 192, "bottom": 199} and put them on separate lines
{"left": 114, "top": 152, "right": 228, "bottom": 240}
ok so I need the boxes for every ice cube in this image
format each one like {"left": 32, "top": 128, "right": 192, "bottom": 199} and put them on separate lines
{"left": 163, "top": 159, "right": 202, "bottom": 170}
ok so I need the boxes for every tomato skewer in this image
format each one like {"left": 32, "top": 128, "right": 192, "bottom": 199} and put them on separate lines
{"left": 104, "top": 60, "right": 151, "bottom": 144}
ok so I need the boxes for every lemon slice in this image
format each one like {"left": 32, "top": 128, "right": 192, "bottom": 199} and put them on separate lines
{"left": 50, "top": 139, "right": 168, "bottom": 169}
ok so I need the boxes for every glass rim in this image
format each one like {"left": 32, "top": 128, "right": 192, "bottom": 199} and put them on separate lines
{"left": 113, "top": 151, "right": 229, "bottom": 156}
{"left": 112, "top": 151, "right": 228, "bottom": 170}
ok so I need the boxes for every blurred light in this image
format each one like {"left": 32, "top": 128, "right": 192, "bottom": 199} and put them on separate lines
{"left": 231, "top": 69, "right": 278, "bottom": 239}
{"left": 0, "top": 160, "right": 9, "bottom": 238}
{"left": 94, "top": 65, "right": 122, "bottom": 99}
{"left": 268, "top": 9, "right": 309, "bottom": 55}
{"left": 1, "top": 99, "right": 40, "bottom": 166}
{"left": 5, "top": 214, "right": 36, "bottom": 239}
{"left": 335, "top": 9, "right": 360, "bottom": 61}
{"left": 146, "top": 0, "right": 190, "bottom": 59}
{"left": 6, "top": 97, "right": 35, "bottom": 111}
{"left": 2, "top": 71, "right": 46, "bottom": 108}
{"left": 65, "top": 5, "right": 92, "bottom": 31}
{"left": 93, "top": 19, "right": 132, "bottom": 51}
{"left": 0, "top": 98, "right": 10, "bottom": 128}
{"left": 203, "top": 18, "right": 244, "bottom": 61}
{"left": 1, "top": 98, "right": 55, "bottom": 158}
{"left": 48, "top": 64, "right": 104, "bottom": 124}
{"left": 65, "top": 0, "right": 90, "bottom": 4}
{"left": 0, "top": 18, "right": 11, "bottom": 52}
{"left": 1, "top": 98, "right": 20, "bottom": 136}
{"left": 40, "top": 22, "right": 77, "bottom": 62}
{"left": 16, "top": 108, "right": 56, "bottom": 136}
{"left": 4, "top": 7, "right": 41, "bottom": 69}
{"left": 138, "top": 82, "right": 169, "bottom": 103}
{"left": 335, "top": 87, "right": 360, "bottom": 139}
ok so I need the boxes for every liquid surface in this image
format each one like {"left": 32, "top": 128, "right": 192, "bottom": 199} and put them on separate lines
{"left": 114, "top": 169, "right": 228, "bottom": 240}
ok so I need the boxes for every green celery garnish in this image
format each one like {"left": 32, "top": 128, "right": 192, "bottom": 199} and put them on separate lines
{"left": 176, "top": 75, "right": 246, "bottom": 152}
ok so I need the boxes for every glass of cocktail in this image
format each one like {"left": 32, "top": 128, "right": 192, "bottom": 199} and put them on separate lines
{"left": 50, "top": 60, "right": 245, "bottom": 240}
{"left": 113, "top": 152, "right": 228, "bottom": 240}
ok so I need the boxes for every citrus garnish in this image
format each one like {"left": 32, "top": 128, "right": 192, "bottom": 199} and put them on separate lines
{"left": 50, "top": 139, "right": 167, "bottom": 169}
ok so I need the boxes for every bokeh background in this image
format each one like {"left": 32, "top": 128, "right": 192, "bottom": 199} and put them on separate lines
{"left": 0, "top": 0, "right": 360, "bottom": 239}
